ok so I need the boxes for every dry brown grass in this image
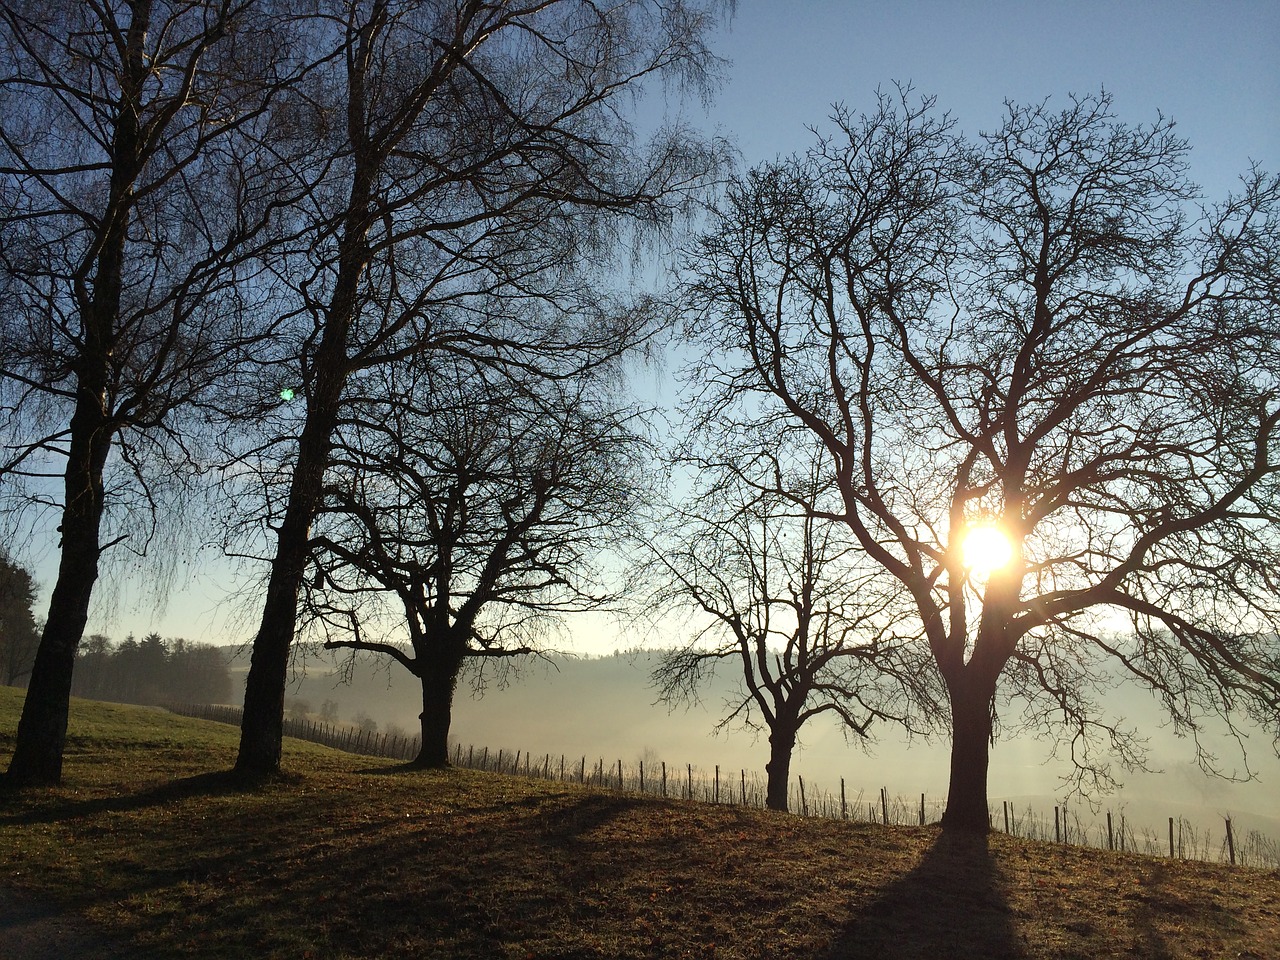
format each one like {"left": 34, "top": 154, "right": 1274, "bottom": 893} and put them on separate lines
{"left": 1, "top": 688, "right": 1277, "bottom": 959}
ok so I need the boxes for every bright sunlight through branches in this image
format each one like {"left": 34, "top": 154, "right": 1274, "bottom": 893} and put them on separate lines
{"left": 960, "top": 524, "right": 1014, "bottom": 576}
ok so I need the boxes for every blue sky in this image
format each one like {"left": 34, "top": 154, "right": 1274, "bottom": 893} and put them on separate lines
{"left": 698, "top": 0, "right": 1277, "bottom": 199}
{"left": 47, "top": 0, "right": 1280, "bottom": 648}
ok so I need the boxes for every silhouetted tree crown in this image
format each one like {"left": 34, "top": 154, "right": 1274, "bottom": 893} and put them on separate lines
{"left": 1, "top": 0, "right": 309, "bottom": 784}
{"left": 683, "top": 87, "right": 1280, "bottom": 832}
{"left": 299, "top": 356, "right": 651, "bottom": 767}
{"left": 644, "top": 443, "right": 944, "bottom": 811}
{"left": 226, "top": 0, "right": 732, "bottom": 777}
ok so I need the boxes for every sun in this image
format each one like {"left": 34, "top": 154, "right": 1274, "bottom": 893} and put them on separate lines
{"left": 960, "top": 524, "right": 1013, "bottom": 576}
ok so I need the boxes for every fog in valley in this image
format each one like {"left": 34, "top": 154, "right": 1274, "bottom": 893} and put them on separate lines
{"left": 221, "top": 645, "right": 1280, "bottom": 846}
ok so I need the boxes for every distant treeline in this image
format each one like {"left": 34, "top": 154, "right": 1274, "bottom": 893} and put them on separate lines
{"left": 72, "top": 634, "right": 232, "bottom": 707}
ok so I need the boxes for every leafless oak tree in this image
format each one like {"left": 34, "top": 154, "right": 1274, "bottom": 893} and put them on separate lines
{"left": 647, "top": 441, "right": 941, "bottom": 810}
{"left": 683, "top": 89, "right": 1280, "bottom": 832}
{"left": 298, "top": 354, "right": 649, "bottom": 767}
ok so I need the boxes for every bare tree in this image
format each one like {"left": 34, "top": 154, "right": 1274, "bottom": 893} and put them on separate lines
{"left": 226, "top": 0, "right": 731, "bottom": 777}
{"left": 0, "top": 0, "right": 305, "bottom": 784}
{"left": 298, "top": 355, "right": 649, "bottom": 767}
{"left": 647, "top": 440, "right": 940, "bottom": 810}
{"left": 684, "top": 88, "right": 1280, "bottom": 832}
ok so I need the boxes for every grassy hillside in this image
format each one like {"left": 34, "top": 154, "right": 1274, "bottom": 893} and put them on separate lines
{"left": 0, "top": 687, "right": 1276, "bottom": 960}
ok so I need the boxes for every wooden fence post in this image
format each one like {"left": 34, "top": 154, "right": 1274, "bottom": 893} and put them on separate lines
{"left": 1107, "top": 811, "right": 1114, "bottom": 851}
{"left": 798, "top": 776, "right": 807, "bottom": 817}
{"left": 880, "top": 787, "right": 888, "bottom": 825}
{"left": 662, "top": 761, "right": 667, "bottom": 798}
{"left": 1169, "top": 817, "right": 1175, "bottom": 858}
{"left": 840, "top": 779, "right": 847, "bottom": 820}
{"left": 1225, "top": 817, "right": 1236, "bottom": 866}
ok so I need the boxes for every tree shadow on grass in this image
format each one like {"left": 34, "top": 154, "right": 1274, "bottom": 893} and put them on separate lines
{"left": 0, "top": 769, "right": 249, "bottom": 826}
{"left": 820, "top": 829, "right": 1026, "bottom": 960}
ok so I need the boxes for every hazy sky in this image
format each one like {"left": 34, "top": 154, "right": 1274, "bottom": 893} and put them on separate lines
{"left": 42, "top": 0, "right": 1280, "bottom": 649}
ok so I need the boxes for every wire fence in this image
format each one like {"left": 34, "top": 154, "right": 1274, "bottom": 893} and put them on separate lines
{"left": 167, "top": 702, "right": 423, "bottom": 761}
{"left": 166, "top": 702, "right": 1280, "bottom": 870}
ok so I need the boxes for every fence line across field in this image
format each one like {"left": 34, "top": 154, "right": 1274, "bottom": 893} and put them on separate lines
{"left": 166, "top": 702, "right": 1279, "bottom": 870}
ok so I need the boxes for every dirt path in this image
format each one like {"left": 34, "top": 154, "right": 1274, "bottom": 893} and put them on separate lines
{"left": 0, "top": 888, "right": 133, "bottom": 959}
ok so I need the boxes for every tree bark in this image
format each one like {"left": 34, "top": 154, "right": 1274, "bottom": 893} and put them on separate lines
{"left": 939, "top": 670, "right": 998, "bottom": 833}
{"left": 411, "top": 652, "right": 464, "bottom": 768}
{"left": 235, "top": 193, "right": 366, "bottom": 776}
{"left": 764, "top": 724, "right": 797, "bottom": 812}
{"left": 5, "top": 390, "right": 113, "bottom": 785}
{"left": 234, "top": 380, "right": 343, "bottom": 777}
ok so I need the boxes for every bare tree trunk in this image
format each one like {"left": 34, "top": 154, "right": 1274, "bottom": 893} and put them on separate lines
{"left": 939, "top": 670, "right": 997, "bottom": 834}
{"left": 234, "top": 381, "right": 343, "bottom": 777}
{"left": 5, "top": 16, "right": 137, "bottom": 777}
{"left": 235, "top": 234, "right": 362, "bottom": 777}
{"left": 411, "top": 654, "right": 463, "bottom": 769}
{"left": 234, "top": 543, "right": 310, "bottom": 776}
{"left": 764, "top": 725, "right": 796, "bottom": 812}
{"left": 6, "top": 387, "right": 112, "bottom": 784}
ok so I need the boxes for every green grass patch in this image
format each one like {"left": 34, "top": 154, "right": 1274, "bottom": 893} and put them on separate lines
{"left": 1, "top": 685, "right": 1277, "bottom": 959}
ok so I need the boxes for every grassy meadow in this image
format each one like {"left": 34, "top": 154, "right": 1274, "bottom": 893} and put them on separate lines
{"left": 0, "top": 686, "right": 1277, "bottom": 959}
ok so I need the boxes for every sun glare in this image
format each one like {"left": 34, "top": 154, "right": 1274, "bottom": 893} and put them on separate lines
{"left": 961, "top": 524, "right": 1013, "bottom": 576}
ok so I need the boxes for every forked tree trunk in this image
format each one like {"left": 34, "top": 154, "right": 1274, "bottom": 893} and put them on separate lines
{"left": 764, "top": 725, "right": 797, "bottom": 812}
{"left": 5, "top": 394, "right": 112, "bottom": 785}
{"left": 939, "top": 671, "right": 998, "bottom": 833}
{"left": 411, "top": 653, "right": 465, "bottom": 768}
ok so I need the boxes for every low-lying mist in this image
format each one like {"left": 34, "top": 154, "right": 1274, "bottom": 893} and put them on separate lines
{"left": 220, "top": 646, "right": 1279, "bottom": 842}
